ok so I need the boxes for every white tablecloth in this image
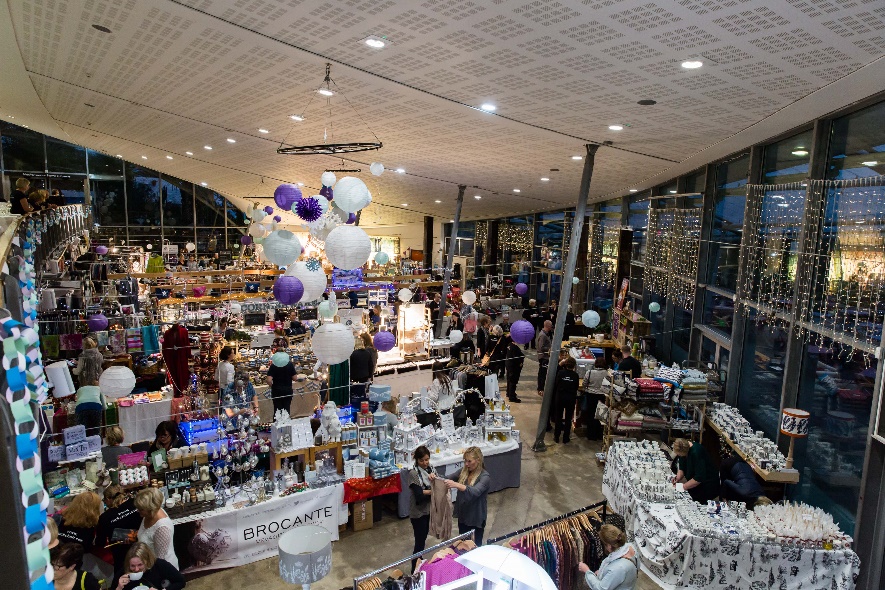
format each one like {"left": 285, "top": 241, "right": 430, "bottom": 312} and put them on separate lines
{"left": 117, "top": 398, "right": 173, "bottom": 443}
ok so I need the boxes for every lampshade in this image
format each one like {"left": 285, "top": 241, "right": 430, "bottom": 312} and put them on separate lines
{"left": 284, "top": 261, "right": 327, "bottom": 303}
{"left": 581, "top": 310, "right": 601, "bottom": 329}
{"left": 99, "top": 366, "right": 137, "bottom": 399}
{"left": 273, "top": 276, "right": 305, "bottom": 305}
{"left": 87, "top": 313, "right": 109, "bottom": 331}
{"left": 263, "top": 230, "right": 303, "bottom": 267}
{"left": 331, "top": 177, "right": 371, "bottom": 213}
{"left": 373, "top": 330, "right": 396, "bottom": 352}
{"left": 311, "top": 323, "right": 354, "bottom": 365}
{"left": 397, "top": 288, "right": 413, "bottom": 303}
{"left": 514, "top": 282, "right": 528, "bottom": 296}
{"left": 324, "top": 225, "right": 371, "bottom": 270}
{"left": 278, "top": 525, "right": 332, "bottom": 588}
{"left": 780, "top": 408, "right": 810, "bottom": 438}
{"left": 509, "top": 320, "right": 535, "bottom": 345}
{"left": 448, "top": 329, "right": 463, "bottom": 344}
{"left": 462, "top": 290, "right": 477, "bottom": 305}
{"left": 318, "top": 300, "right": 337, "bottom": 319}
{"left": 274, "top": 183, "right": 302, "bottom": 211}
{"left": 46, "top": 361, "right": 75, "bottom": 398}
{"left": 370, "top": 162, "right": 385, "bottom": 176}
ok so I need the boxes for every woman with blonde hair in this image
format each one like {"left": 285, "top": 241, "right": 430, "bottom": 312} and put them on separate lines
{"left": 58, "top": 490, "right": 101, "bottom": 551}
{"left": 444, "top": 446, "right": 491, "bottom": 545}
{"left": 578, "top": 524, "right": 638, "bottom": 590}
{"left": 117, "top": 542, "right": 185, "bottom": 590}
{"left": 102, "top": 425, "right": 132, "bottom": 468}
{"left": 135, "top": 487, "right": 178, "bottom": 569}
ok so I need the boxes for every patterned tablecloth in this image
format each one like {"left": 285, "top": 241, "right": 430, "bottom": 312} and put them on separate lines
{"left": 602, "top": 444, "right": 860, "bottom": 590}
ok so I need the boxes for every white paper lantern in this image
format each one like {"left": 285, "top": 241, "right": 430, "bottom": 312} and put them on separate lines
{"left": 581, "top": 309, "right": 601, "bottom": 328}
{"left": 262, "top": 230, "right": 302, "bottom": 267}
{"left": 285, "top": 261, "right": 328, "bottom": 302}
{"left": 318, "top": 299, "right": 338, "bottom": 319}
{"left": 251, "top": 208, "right": 267, "bottom": 223}
{"left": 449, "top": 330, "right": 463, "bottom": 344}
{"left": 248, "top": 222, "right": 268, "bottom": 238}
{"left": 331, "top": 177, "right": 371, "bottom": 213}
{"left": 330, "top": 204, "right": 349, "bottom": 221}
{"left": 46, "top": 361, "right": 75, "bottom": 398}
{"left": 370, "top": 162, "right": 385, "bottom": 176}
{"left": 324, "top": 225, "right": 371, "bottom": 270}
{"left": 321, "top": 171, "right": 337, "bottom": 187}
{"left": 99, "top": 366, "right": 137, "bottom": 399}
{"left": 462, "top": 290, "right": 477, "bottom": 305}
{"left": 311, "top": 323, "right": 354, "bottom": 365}
{"left": 185, "top": 242, "right": 196, "bottom": 252}
{"left": 398, "top": 288, "right": 413, "bottom": 303}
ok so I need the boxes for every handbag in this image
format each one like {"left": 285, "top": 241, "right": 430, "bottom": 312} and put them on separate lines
{"left": 480, "top": 354, "right": 492, "bottom": 366}
{"left": 594, "top": 401, "right": 610, "bottom": 422}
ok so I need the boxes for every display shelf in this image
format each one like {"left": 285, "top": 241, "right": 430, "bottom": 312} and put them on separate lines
{"left": 271, "top": 447, "right": 311, "bottom": 471}
{"left": 705, "top": 417, "right": 799, "bottom": 484}
{"left": 56, "top": 451, "right": 102, "bottom": 466}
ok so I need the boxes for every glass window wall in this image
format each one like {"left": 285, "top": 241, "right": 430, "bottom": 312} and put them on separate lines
{"left": 498, "top": 216, "right": 533, "bottom": 285}
{"left": 762, "top": 129, "right": 813, "bottom": 184}
{"left": 737, "top": 313, "right": 788, "bottom": 439}
{"left": 708, "top": 154, "right": 749, "bottom": 292}
{"left": 46, "top": 136, "right": 86, "bottom": 174}
{"left": 125, "top": 163, "right": 161, "bottom": 227}
{"left": 827, "top": 101, "right": 885, "bottom": 180}
{"left": 1, "top": 122, "right": 44, "bottom": 172}
{"left": 90, "top": 179, "right": 126, "bottom": 226}
{"left": 161, "top": 174, "right": 195, "bottom": 227}
{"left": 87, "top": 149, "right": 124, "bottom": 177}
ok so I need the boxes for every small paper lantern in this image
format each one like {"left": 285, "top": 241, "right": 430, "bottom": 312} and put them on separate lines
{"left": 398, "top": 288, "right": 413, "bottom": 303}
{"left": 272, "top": 352, "right": 291, "bottom": 367}
{"left": 263, "top": 230, "right": 302, "bottom": 267}
{"left": 581, "top": 310, "right": 601, "bottom": 329}
{"left": 285, "top": 261, "right": 328, "bottom": 302}
{"left": 241, "top": 235, "right": 252, "bottom": 245}
{"left": 375, "top": 252, "right": 389, "bottom": 265}
{"left": 311, "top": 323, "right": 354, "bottom": 365}
{"left": 448, "top": 330, "right": 463, "bottom": 344}
{"left": 572, "top": 277, "right": 580, "bottom": 285}
{"left": 251, "top": 209, "right": 267, "bottom": 222}
{"left": 313, "top": 196, "right": 330, "bottom": 214}
{"left": 649, "top": 302, "right": 661, "bottom": 313}
{"left": 324, "top": 225, "right": 371, "bottom": 270}
{"left": 318, "top": 300, "right": 337, "bottom": 319}
{"left": 510, "top": 320, "right": 535, "bottom": 345}
{"left": 331, "top": 177, "right": 371, "bottom": 213}
{"left": 274, "top": 184, "right": 302, "bottom": 210}
{"left": 46, "top": 361, "right": 75, "bottom": 398}
{"left": 319, "top": 186, "right": 333, "bottom": 201}
{"left": 95, "top": 245, "right": 108, "bottom": 255}
{"left": 370, "top": 162, "right": 385, "bottom": 176}
{"left": 295, "top": 196, "right": 324, "bottom": 222}
{"left": 87, "top": 313, "right": 109, "bottom": 331}
{"left": 185, "top": 242, "right": 196, "bottom": 252}
{"left": 514, "top": 282, "right": 528, "bottom": 295}
{"left": 374, "top": 331, "right": 396, "bottom": 352}
{"left": 264, "top": 206, "right": 274, "bottom": 215}
{"left": 321, "top": 171, "right": 337, "bottom": 187}
{"left": 346, "top": 213, "right": 357, "bottom": 224}
{"left": 146, "top": 244, "right": 153, "bottom": 250}
{"left": 99, "top": 366, "right": 137, "bottom": 399}
{"left": 462, "top": 290, "right": 477, "bottom": 305}
{"left": 273, "top": 275, "right": 304, "bottom": 305}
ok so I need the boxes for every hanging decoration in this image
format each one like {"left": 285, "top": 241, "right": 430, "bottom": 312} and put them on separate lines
{"left": 581, "top": 310, "right": 601, "bottom": 329}
{"left": 572, "top": 277, "right": 580, "bottom": 285}
{"left": 375, "top": 252, "right": 389, "bottom": 265}
{"left": 87, "top": 313, "right": 109, "bottom": 332}
{"left": 648, "top": 302, "right": 661, "bottom": 313}
{"left": 285, "top": 261, "right": 328, "bottom": 302}
{"left": 321, "top": 172, "right": 337, "bottom": 188}
{"left": 373, "top": 331, "right": 396, "bottom": 352}
{"left": 318, "top": 299, "right": 338, "bottom": 319}
{"left": 305, "top": 257, "right": 322, "bottom": 272}
{"left": 332, "top": 177, "right": 371, "bottom": 213}
{"left": 250, "top": 207, "right": 267, "bottom": 222}
{"left": 324, "top": 225, "right": 371, "bottom": 270}
{"left": 398, "top": 288, "right": 413, "bottom": 303}
{"left": 272, "top": 352, "right": 291, "bottom": 367}
{"left": 320, "top": 186, "right": 334, "bottom": 200}
{"left": 311, "top": 323, "right": 355, "bottom": 365}
{"left": 346, "top": 213, "right": 357, "bottom": 224}
{"left": 95, "top": 245, "right": 108, "bottom": 255}
{"left": 274, "top": 184, "right": 302, "bottom": 211}
{"left": 185, "top": 242, "right": 196, "bottom": 252}
{"left": 273, "top": 276, "right": 305, "bottom": 305}
{"left": 370, "top": 162, "right": 385, "bottom": 176}
{"left": 248, "top": 223, "right": 268, "bottom": 238}
{"left": 262, "top": 230, "right": 302, "bottom": 267}
{"left": 645, "top": 207, "right": 700, "bottom": 311}
{"left": 99, "top": 366, "right": 137, "bottom": 399}
{"left": 264, "top": 206, "right": 275, "bottom": 215}
{"left": 448, "top": 330, "right": 464, "bottom": 344}
{"left": 514, "top": 282, "right": 528, "bottom": 296}
{"left": 295, "top": 196, "right": 324, "bottom": 222}
{"left": 509, "top": 320, "right": 535, "bottom": 345}
{"left": 462, "top": 290, "right": 477, "bottom": 305}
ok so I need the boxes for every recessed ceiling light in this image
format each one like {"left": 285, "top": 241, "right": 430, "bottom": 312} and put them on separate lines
{"left": 629, "top": 189, "right": 638, "bottom": 193}
{"left": 200, "top": 182, "right": 208, "bottom": 186}
{"left": 434, "top": 200, "right": 442, "bottom": 203}
{"left": 474, "top": 195, "right": 482, "bottom": 199}
{"left": 8, "top": 116, "right": 14, "bottom": 119}
{"left": 317, "top": 88, "right": 335, "bottom": 97}
{"left": 91, "top": 24, "right": 112, "bottom": 33}
{"left": 226, "top": 138, "right": 236, "bottom": 143}
{"left": 861, "top": 160, "right": 877, "bottom": 166}
{"left": 608, "top": 124, "right": 624, "bottom": 131}
{"left": 681, "top": 60, "right": 703, "bottom": 69}
{"left": 22, "top": 125, "right": 28, "bottom": 128}
{"left": 185, "top": 151, "right": 193, "bottom": 156}
{"left": 115, "top": 154, "right": 122, "bottom": 158}
{"left": 364, "top": 36, "right": 386, "bottom": 48}
{"left": 204, "top": 145, "right": 213, "bottom": 150}
{"left": 669, "top": 190, "right": 677, "bottom": 194}
{"left": 396, "top": 168, "right": 405, "bottom": 173}
{"left": 571, "top": 156, "right": 583, "bottom": 160}
{"left": 290, "top": 115, "right": 304, "bottom": 121}
{"left": 258, "top": 128, "right": 269, "bottom": 134}
{"left": 141, "top": 155, "right": 147, "bottom": 160}
{"left": 513, "top": 189, "right": 521, "bottom": 193}
{"left": 296, "top": 182, "right": 304, "bottom": 186}
{"left": 480, "top": 103, "right": 496, "bottom": 112}
{"left": 791, "top": 149, "right": 808, "bottom": 156}
{"left": 540, "top": 177, "right": 549, "bottom": 181}
{"left": 450, "top": 219, "right": 454, "bottom": 222}
{"left": 166, "top": 155, "right": 173, "bottom": 160}
{"left": 401, "top": 203, "right": 408, "bottom": 207}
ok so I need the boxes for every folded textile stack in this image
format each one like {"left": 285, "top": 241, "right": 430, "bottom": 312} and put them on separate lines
{"left": 638, "top": 406, "right": 669, "bottom": 430}
{"left": 627, "top": 376, "right": 668, "bottom": 402}
{"left": 617, "top": 412, "right": 644, "bottom": 430}
{"left": 654, "top": 364, "right": 683, "bottom": 386}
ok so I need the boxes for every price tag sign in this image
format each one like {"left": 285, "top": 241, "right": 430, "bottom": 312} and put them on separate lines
{"left": 441, "top": 412, "right": 456, "bottom": 435}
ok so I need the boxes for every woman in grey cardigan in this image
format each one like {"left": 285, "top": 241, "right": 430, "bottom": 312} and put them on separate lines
{"left": 408, "top": 446, "right": 436, "bottom": 571}
{"left": 444, "top": 446, "right": 491, "bottom": 545}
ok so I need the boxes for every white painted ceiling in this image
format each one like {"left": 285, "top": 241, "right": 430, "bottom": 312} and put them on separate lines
{"left": 2, "top": 0, "right": 884, "bottom": 226}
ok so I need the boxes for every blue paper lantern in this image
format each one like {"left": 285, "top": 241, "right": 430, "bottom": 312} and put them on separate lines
{"left": 272, "top": 352, "right": 290, "bottom": 367}
{"left": 509, "top": 320, "right": 535, "bottom": 345}
{"left": 273, "top": 275, "right": 304, "bottom": 305}
{"left": 649, "top": 302, "right": 661, "bottom": 313}
{"left": 374, "top": 331, "right": 396, "bottom": 352}
{"left": 274, "top": 183, "right": 302, "bottom": 211}
{"left": 375, "top": 252, "right": 389, "bottom": 265}
{"left": 581, "top": 310, "right": 601, "bottom": 329}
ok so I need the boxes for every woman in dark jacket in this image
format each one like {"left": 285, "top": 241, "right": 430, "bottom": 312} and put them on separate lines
{"left": 117, "top": 542, "right": 185, "bottom": 590}
{"left": 408, "top": 446, "right": 436, "bottom": 571}
{"left": 486, "top": 325, "right": 507, "bottom": 379}
{"left": 503, "top": 339, "right": 524, "bottom": 403}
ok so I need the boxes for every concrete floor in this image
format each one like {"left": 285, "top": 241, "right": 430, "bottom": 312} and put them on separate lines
{"left": 186, "top": 355, "right": 660, "bottom": 590}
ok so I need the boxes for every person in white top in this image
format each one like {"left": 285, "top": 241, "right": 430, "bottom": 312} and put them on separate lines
{"left": 429, "top": 367, "right": 456, "bottom": 411}
{"left": 135, "top": 488, "right": 178, "bottom": 570}
{"left": 215, "top": 346, "right": 235, "bottom": 390}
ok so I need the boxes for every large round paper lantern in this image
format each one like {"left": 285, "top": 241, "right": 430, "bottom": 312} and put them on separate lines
{"left": 318, "top": 300, "right": 337, "bottom": 319}
{"left": 311, "top": 323, "right": 354, "bottom": 365}
{"left": 462, "top": 290, "right": 477, "bottom": 305}
{"left": 398, "top": 288, "right": 413, "bottom": 303}
{"left": 324, "top": 225, "right": 371, "bottom": 270}
{"left": 295, "top": 196, "right": 324, "bottom": 222}
{"left": 514, "top": 282, "right": 528, "bottom": 295}
{"left": 273, "top": 275, "right": 304, "bottom": 305}
{"left": 572, "top": 277, "right": 580, "bottom": 285}
{"left": 649, "top": 302, "right": 661, "bottom": 313}
{"left": 373, "top": 331, "right": 396, "bottom": 352}
{"left": 448, "top": 330, "right": 463, "bottom": 344}
{"left": 274, "top": 184, "right": 302, "bottom": 210}
{"left": 262, "top": 230, "right": 302, "bottom": 267}
{"left": 87, "top": 313, "right": 109, "bottom": 332}
{"left": 370, "top": 162, "right": 385, "bottom": 176}
{"left": 581, "top": 310, "right": 601, "bottom": 329}
{"left": 272, "top": 352, "right": 290, "bottom": 367}
{"left": 330, "top": 177, "right": 370, "bottom": 213}
{"left": 375, "top": 252, "right": 389, "bottom": 265}
{"left": 510, "top": 320, "right": 535, "bottom": 345}
{"left": 285, "top": 261, "right": 327, "bottom": 302}
{"left": 248, "top": 223, "right": 268, "bottom": 238}
{"left": 99, "top": 366, "right": 137, "bottom": 399}
{"left": 321, "top": 172, "right": 337, "bottom": 187}
{"left": 95, "top": 245, "right": 108, "bottom": 255}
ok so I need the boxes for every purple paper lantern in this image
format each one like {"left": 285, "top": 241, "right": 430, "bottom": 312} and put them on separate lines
{"left": 294, "top": 197, "right": 323, "bottom": 223}
{"left": 509, "top": 320, "right": 535, "bottom": 345}
{"left": 374, "top": 331, "right": 396, "bottom": 352}
{"left": 274, "top": 184, "right": 302, "bottom": 211}
{"left": 272, "top": 275, "right": 304, "bottom": 305}
{"left": 87, "top": 313, "right": 109, "bottom": 332}
{"left": 264, "top": 206, "right": 274, "bottom": 215}
{"left": 240, "top": 235, "right": 252, "bottom": 245}
{"left": 514, "top": 282, "right": 528, "bottom": 296}
{"left": 346, "top": 213, "right": 357, "bottom": 224}
{"left": 95, "top": 245, "right": 108, "bottom": 255}
{"left": 319, "top": 186, "right": 333, "bottom": 201}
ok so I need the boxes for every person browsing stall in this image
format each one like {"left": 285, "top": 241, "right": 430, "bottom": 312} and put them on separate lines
{"left": 147, "top": 421, "right": 184, "bottom": 456}
{"left": 51, "top": 543, "right": 102, "bottom": 590}
{"left": 97, "top": 485, "right": 143, "bottom": 586}
{"left": 135, "top": 488, "right": 178, "bottom": 570}
{"left": 616, "top": 345, "right": 642, "bottom": 378}
{"left": 504, "top": 337, "right": 524, "bottom": 403}
{"left": 578, "top": 524, "right": 638, "bottom": 590}
{"left": 267, "top": 351, "right": 297, "bottom": 416}
{"left": 215, "top": 346, "right": 235, "bottom": 390}
{"left": 117, "top": 542, "right": 185, "bottom": 590}
{"left": 443, "top": 446, "right": 491, "bottom": 546}
{"left": 429, "top": 365, "right": 456, "bottom": 411}
{"left": 672, "top": 438, "right": 719, "bottom": 503}
{"left": 57, "top": 491, "right": 101, "bottom": 551}
{"left": 408, "top": 446, "right": 437, "bottom": 572}
{"left": 536, "top": 320, "right": 553, "bottom": 395}
{"left": 102, "top": 425, "right": 133, "bottom": 469}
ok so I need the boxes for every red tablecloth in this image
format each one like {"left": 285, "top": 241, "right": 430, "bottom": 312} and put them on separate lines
{"left": 343, "top": 473, "right": 402, "bottom": 503}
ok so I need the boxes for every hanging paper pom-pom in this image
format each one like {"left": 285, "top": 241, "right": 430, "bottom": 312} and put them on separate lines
{"left": 274, "top": 184, "right": 302, "bottom": 210}
{"left": 264, "top": 206, "right": 274, "bottom": 215}
{"left": 321, "top": 171, "right": 337, "bottom": 187}
{"left": 319, "top": 186, "right": 333, "bottom": 201}
{"left": 294, "top": 196, "right": 324, "bottom": 222}
{"left": 514, "top": 282, "right": 528, "bottom": 295}
{"left": 370, "top": 162, "right": 385, "bottom": 176}
{"left": 649, "top": 302, "right": 661, "bottom": 313}
{"left": 373, "top": 331, "right": 396, "bottom": 352}
{"left": 305, "top": 257, "right": 322, "bottom": 272}
{"left": 375, "top": 252, "right": 389, "bottom": 265}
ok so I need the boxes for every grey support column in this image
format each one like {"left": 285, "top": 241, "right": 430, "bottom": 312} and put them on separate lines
{"left": 438, "top": 185, "right": 465, "bottom": 338}
{"left": 533, "top": 144, "right": 599, "bottom": 452}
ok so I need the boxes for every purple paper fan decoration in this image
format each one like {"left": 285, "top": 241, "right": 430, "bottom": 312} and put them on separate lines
{"left": 240, "top": 235, "right": 252, "bottom": 245}
{"left": 273, "top": 275, "right": 304, "bottom": 305}
{"left": 374, "top": 331, "right": 396, "bottom": 352}
{"left": 294, "top": 196, "right": 323, "bottom": 222}
{"left": 509, "top": 320, "right": 535, "bottom": 345}
{"left": 346, "top": 213, "right": 357, "bottom": 224}
{"left": 274, "top": 184, "right": 302, "bottom": 211}
{"left": 87, "top": 313, "right": 109, "bottom": 332}
{"left": 264, "top": 206, "right": 274, "bottom": 214}
{"left": 319, "top": 186, "right": 333, "bottom": 201}
{"left": 514, "top": 282, "right": 528, "bottom": 295}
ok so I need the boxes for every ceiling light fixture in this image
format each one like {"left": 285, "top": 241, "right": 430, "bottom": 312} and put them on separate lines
{"left": 141, "top": 155, "right": 147, "bottom": 160}
{"left": 166, "top": 155, "right": 173, "bottom": 160}
{"left": 434, "top": 200, "right": 442, "bottom": 203}
{"left": 200, "top": 182, "right": 208, "bottom": 186}
{"left": 401, "top": 203, "right": 408, "bottom": 207}
{"left": 629, "top": 189, "right": 638, "bottom": 193}
{"left": 608, "top": 124, "right": 624, "bottom": 131}
{"left": 669, "top": 190, "right": 677, "bottom": 194}
{"left": 185, "top": 151, "right": 193, "bottom": 156}
{"left": 681, "top": 60, "right": 703, "bottom": 69}
{"left": 571, "top": 156, "right": 583, "bottom": 160}
{"left": 862, "top": 160, "right": 878, "bottom": 166}
{"left": 396, "top": 168, "right": 405, "bottom": 173}
{"left": 317, "top": 88, "right": 335, "bottom": 97}
{"left": 289, "top": 115, "right": 304, "bottom": 121}
{"left": 91, "top": 24, "right": 112, "bottom": 33}
{"left": 480, "top": 103, "right": 496, "bottom": 112}
{"left": 474, "top": 195, "right": 482, "bottom": 199}
{"left": 363, "top": 36, "right": 386, "bottom": 49}
{"left": 115, "top": 154, "right": 122, "bottom": 158}
{"left": 791, "top": 149, "right": 809, "bottom": 156}
{"left": 541, "top": 177, "right": 549, "bottom": 181}
{"left": 204, "top": 145, "right": 213, "bottom": 150}
{"left": 226, "top": 138, "right": 236, "bottom": 143}
{"left": 513, "top": 189, "right": 521, "bottom": 193}
{"left": 258, "top": 128, "right": 269, "bottom": 134}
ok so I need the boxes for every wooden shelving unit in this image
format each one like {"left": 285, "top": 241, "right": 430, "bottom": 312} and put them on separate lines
{"left": 705, "top": 418, "right": 800, "bottom": 484}
{"left": 611, "top": 309, "right": 651, "bottom": 349}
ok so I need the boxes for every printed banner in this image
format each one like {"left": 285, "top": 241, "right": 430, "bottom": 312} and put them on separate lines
{"left": 175, "top": 483, "right": 345, "bottom": 573}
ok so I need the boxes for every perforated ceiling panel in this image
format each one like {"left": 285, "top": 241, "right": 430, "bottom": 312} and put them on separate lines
{"left": 6, "top": 0, "right": 884, "bottom": 224}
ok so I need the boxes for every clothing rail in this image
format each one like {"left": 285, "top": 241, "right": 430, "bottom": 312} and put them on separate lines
{"left": 353, "top": 530, "right": 475, "bottom": 590}
{"left": 485, "top": 500, "right": 608, "bottom": 545}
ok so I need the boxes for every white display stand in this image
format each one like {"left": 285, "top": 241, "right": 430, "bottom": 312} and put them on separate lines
{"left": 397, "top": 302, "right": 427, "bottom": 356}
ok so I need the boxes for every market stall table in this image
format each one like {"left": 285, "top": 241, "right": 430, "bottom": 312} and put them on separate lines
{"left": 117, "top": 397, "right": 173, "bottom": 442}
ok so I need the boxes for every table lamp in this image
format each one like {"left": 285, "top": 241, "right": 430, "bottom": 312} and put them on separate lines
{"left": 278, "top": 525, "right": 332, "bottom": 590}
{"left": 779, "top": 408, "right": 810, "bottom": 469}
